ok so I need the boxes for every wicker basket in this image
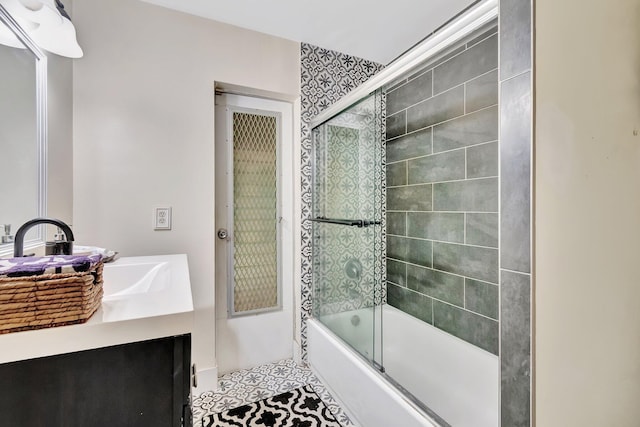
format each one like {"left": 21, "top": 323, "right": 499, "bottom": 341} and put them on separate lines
{"left": 0, "top": 262, "right": 103, "bottom": 334}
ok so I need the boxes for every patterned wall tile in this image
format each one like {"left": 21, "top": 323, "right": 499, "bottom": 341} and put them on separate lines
{"left": 313, "top": 102, "right": 383, "bottom": 319}
{"left": 300, "top": 43, "right": 383, "bottom": 360}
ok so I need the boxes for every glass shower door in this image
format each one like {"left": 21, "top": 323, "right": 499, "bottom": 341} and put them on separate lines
{"left": 311, "top": 92, "right": 384, "bottom": 366}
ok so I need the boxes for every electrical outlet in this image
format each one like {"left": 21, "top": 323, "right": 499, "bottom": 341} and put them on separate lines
{"left": 154, "top": 207, "right": 172, "bottom": 230}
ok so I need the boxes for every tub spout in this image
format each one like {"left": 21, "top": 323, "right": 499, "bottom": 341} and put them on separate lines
{"left": 14, "top": 218, "right": 74, "bottom": 257}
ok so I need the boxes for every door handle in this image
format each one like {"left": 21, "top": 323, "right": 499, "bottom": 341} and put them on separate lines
{"left": 217, "top": 228, "right": 228, "bottom": 240}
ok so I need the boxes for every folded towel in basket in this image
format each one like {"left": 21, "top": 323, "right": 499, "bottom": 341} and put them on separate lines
{"left": 73, "top": 245, "right": 118, "bottom": 263}
{"left": 0, "top": 254, "right": 103, "bottom": 278}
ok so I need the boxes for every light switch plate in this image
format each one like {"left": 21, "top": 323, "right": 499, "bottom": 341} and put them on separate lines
{"left": 154, "top": 207, "right": 172, "bottom": 230}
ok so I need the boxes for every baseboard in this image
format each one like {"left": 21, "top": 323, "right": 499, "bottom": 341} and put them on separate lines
{"left": 193, "top": 366, "right": 218, "bottom": 396}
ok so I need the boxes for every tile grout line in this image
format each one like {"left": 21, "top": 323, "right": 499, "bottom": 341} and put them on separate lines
{"left": 388, "top": 175, "right": 498, "bottom": 188}
{"left": 387, "top": 139, "right": 499, "bottom": 165}
{"left": 391, "top": 281, "right": 498, "bottom": 322}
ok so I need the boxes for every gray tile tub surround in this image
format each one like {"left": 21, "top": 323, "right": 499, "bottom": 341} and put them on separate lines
{"left": 406, "top": 212, "right": 464, "bottom": 244}
{"left": 384, "top": 32, "right": 499, "bottom": 138}
{"left": 465, "top": 278, "right": 499, "bottom": 319}
{"left": 501, "top": 71, "right": 532, "bottom": 274}
{"left": 406, "top": 85, "right": 465, "bottom": 134}
{"left": 433, "top": 241, "right": 499, "bottom": 284}
{"left": 387, "top": 70, "right": 432, "bottom": 116}
{"left": 386, "top": 258, "right": 500, "bottom": 354}
{"left": 387, "top": 282, "right": 433, "bottom": 325}
{"left": 387, "top": 235, "right": 432, "bottom": 268}
{"left": 432, "top": 105, "right": 498, "bottom": 153}
{"left": 407, "top": 263, "right": 463, "bottom": 307}
{"left": 387, "top": 184, "right": 432, "bottom": 211}
{"left": 500, "top": 270, "right": 531, "bottom": 426}
{"left": 433, "top": 33, "right": 498, "bottom": 95}
{"left": 433, "top": 177, "right": 498, "bottom": 213}
{"left": 466, "top": 213, "right": 499, "bottom": 248}
{"left": 407, "top": 149, "right": 465, "bottom": 184}
{"left": 383, "top": 23, "right": 501, "bottom": 356}
{"left": 499, "top": 0, "right": 533, "bottom": 424}
{"left": 433, "top": 300, "right": 498, "bottom": 354}
{"left": 386, "top": 127, "right": 432, "bottom": 163}
{"left": 386, "top": 212, "right": 406, "bottom": 236}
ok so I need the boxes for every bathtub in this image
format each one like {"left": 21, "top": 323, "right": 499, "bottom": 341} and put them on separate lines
{"left": 308, "top": 304, "right": 498, "bottom": 427}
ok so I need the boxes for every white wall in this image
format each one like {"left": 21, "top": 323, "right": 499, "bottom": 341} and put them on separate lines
{"left": 535, "top": 0, "right": 640, "bottom": 425}
{"left": 71, "top": 0, "right": 300, "bottom": 381}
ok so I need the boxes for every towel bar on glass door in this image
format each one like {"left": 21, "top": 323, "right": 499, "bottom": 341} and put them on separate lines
{"left": 311, "top": 217, "right": 381, "bottom": 228}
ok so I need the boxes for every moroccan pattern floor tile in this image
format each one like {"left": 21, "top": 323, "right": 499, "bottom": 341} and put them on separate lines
{"left": 202, "top": 385, "right": 342, "bottom": 427}
{"left": 192, "top": 359, "right": 356, "bottom": 427}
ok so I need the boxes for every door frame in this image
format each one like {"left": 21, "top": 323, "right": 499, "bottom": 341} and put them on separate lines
{"left": 214, "top": 91, "right": 296, "bottom": 373}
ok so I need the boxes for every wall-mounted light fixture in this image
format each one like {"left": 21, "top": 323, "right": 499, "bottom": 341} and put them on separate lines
{"left": 0, "top": 0, "right": 82, "bottom": 58}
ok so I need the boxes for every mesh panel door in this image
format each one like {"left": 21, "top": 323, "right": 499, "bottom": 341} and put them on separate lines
{"left": 231, "top": 111, "right": 279, "bottom": 314}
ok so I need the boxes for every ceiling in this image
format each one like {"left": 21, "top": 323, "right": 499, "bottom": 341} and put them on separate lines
{"left": 140, "top": 0, "right": 476, "bottom": 65}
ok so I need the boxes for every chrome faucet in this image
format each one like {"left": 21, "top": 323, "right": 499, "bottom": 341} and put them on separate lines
{"left": 14, "top": 218, "right": 74, "bottom": 257}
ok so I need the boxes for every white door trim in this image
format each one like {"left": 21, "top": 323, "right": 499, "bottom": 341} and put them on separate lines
{"left": 214, "top": 93, "right": 295, "bottom": 374}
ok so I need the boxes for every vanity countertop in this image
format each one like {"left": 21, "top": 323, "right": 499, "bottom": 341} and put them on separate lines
{"left": 0, "top": 254, "right": 194, "bottom": 364}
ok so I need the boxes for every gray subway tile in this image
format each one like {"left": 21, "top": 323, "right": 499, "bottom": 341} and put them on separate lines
{"left": 433, "top": 300, "right": 498, "bottom": 354}
{"left": 465, "top": 23, "right": 498, "bottom": 48}
{"left": 466, "top": 69, "right": 498, "bottom": 113}
{"left": 407, "top": 149, "right": 465, "bottom": 184}
{"left": 386, "top": 110, "right": 406, "bottom": 139}
{"left": 501, "top": 270, "right": 531, "bottom": 427}
{"left": 408, "top": 45, "right": 465, "bottom": 80}
{"left": 501, "top": 72, "right": 531, "bottom": 273}
{"left": 408, "top": 238, "right": 433, "bottom": 268}
{"left": 406, "top": 86, "right": 464, "bottom": 133}
{"left": 386, "top": 77, "right": 408, "bottom": 93}
{"left": 387, "top": 161, "right": 407, "bottom": 187}
{"left": 500, "top": 0, "right": 532, "bottom": 81}
{"left": 387, "top": 259, "right": 407, "bottom": 287}
{"left": 465, "top": 278, "right": 499, "bottom": 319}
{"left": 386, "top": 212, "right": 406, "bottom": 236}
{"left": 387, "top": 70, "right": 432, "bottom": 115}
{"left": 433, "top": 242, "right": 498, "bottom": 283}
{"left": 467, "top": 141, "right": 498, "bottom": 179}
{"left": 407, "top": 265, "right": 464, "bottom": 307}
{"left": 386, "top": 128, "right": 432, "bottom": 163}
{"left": 388, "top": 283, "right": 433, "bottom": 325}
{"left": 387, "top": 235, "right": 407, "bottom": 260}
{"left": 407, "top": 212, "right": 464, "bottom": 243}
{"left": 433, "top": 106, "right": 498, "bottom": 153}
{"left": 433, "top": 178, "right": 498, "bottom": 212}
{"left": 433, "top": 34, "right": 498, "bottom": 94}
{"left": 466, "top": 213, "right": 499, "bottom": 248}
{"left": 387, "top": 236, "right": 432, "bottom": 268}
{"left": 387, "top": 184, "right": 432, "bottom": 211}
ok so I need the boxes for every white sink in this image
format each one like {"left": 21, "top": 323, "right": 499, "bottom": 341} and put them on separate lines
{"left": 102, "top": 260, "right": 170, "bottom": 300}
{"left": 96, "top": 254, "right": 193, "bottom": 324}
{"left": 0, "top": 254, "right": 193, "bottom": 366}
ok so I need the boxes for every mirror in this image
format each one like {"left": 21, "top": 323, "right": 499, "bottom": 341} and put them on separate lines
{"left": 0, "top": 4, "right": 47, "bottom": 252}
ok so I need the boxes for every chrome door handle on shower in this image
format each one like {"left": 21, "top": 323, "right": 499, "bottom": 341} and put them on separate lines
{"left": 311, "top": 217, "right": 381, "bottom": 228}
{"left": 217, "top": 228, "right": 228, "bottom": 240}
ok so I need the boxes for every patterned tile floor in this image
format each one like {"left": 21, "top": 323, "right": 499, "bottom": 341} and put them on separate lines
{"left": 192, "top": 359, "right": 356, "bottom": 427}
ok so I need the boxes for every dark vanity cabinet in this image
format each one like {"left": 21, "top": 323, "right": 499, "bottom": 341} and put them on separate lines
{"left": 0, "top": 334, "right": 192, "bottom": 427}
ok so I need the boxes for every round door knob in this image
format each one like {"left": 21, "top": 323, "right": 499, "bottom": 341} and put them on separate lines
{"left": 217, "top": 229, "right": 228, "bottom": 240}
